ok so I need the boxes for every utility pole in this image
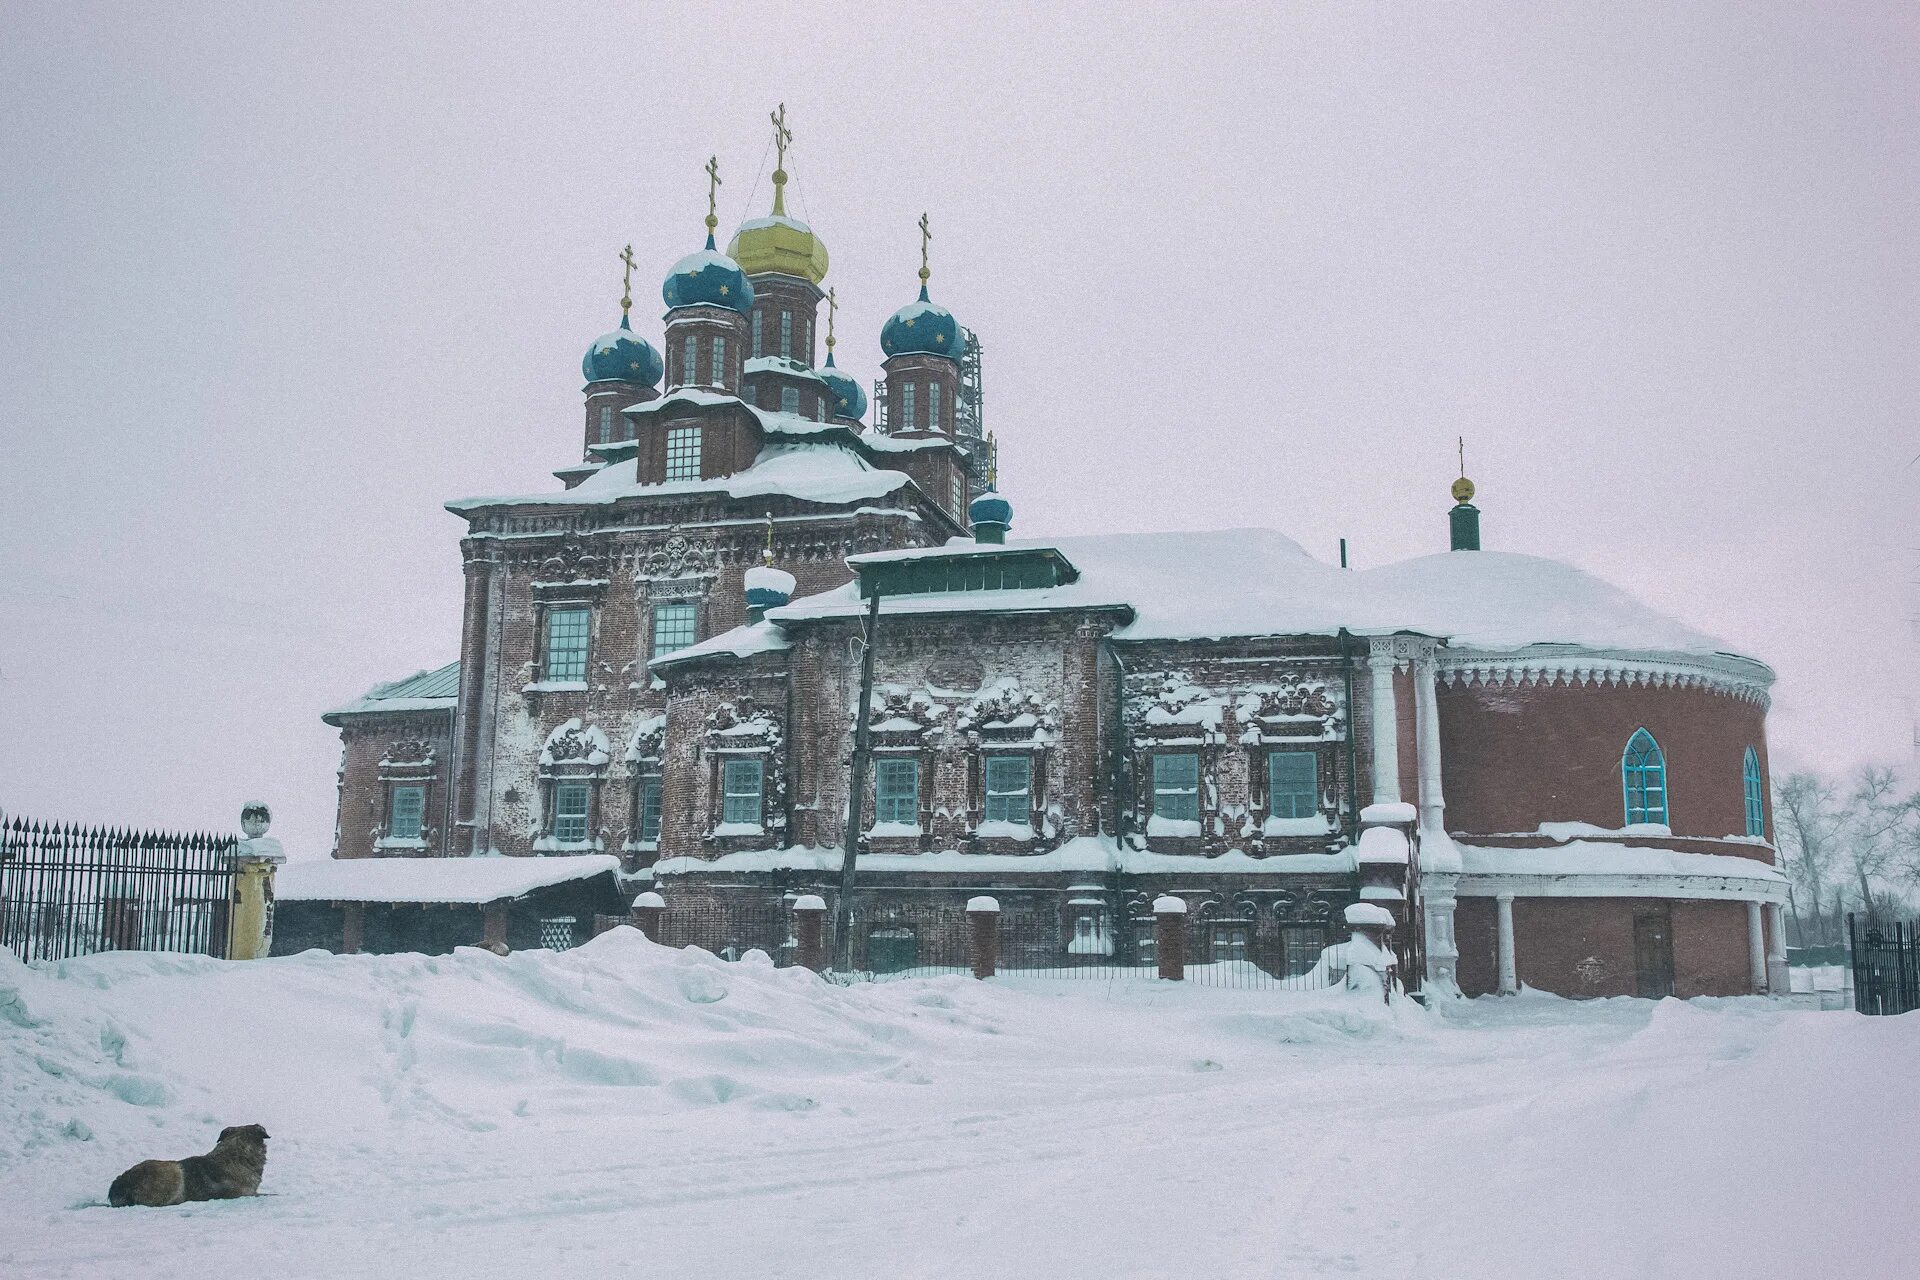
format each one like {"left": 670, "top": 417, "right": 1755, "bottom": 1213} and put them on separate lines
{"left": 835, "top": 586, "right": 882, "bottom": 972}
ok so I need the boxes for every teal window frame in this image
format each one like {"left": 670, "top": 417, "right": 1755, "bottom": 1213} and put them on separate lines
{"left": 665, "top": 425, "right": 701, "bottom": 481}
{"left": 388, "top": 784, "right": 425, "bottom": 840}
{"left": 554, "top": 780, "right": 591, "bottom": 843}
{"left": 1622, "top": 729, "right": 1668, "bottom": 826}
{"left": 875, "top": 758, "right": 920, "bottom": 826}
{"left": 543, "top": 606, "right": 590, "bottom": 682}
{"left": 983, "top": 755, "right": 1031, "bottom": 824}
{"left": 1152, "top": 753, "right": 1201, "bottom": 822}
{"left": 722, "top": 758, "right": 764, "bottom": 826}
{"left": 652, "top": 601, "right": 697, "bottom": 656}
{"left": 639, "top": 774, "right": 663, "bottom": 844}
{"left": 1742, "top": 747, "right": 1764, "bottom": 837}
{"left": 1267, "top": 751, "right": 1318, "bottom": 820}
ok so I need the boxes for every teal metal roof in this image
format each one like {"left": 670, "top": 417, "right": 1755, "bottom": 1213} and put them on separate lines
{"left": 323, "top": 661, "right": 459, "bottom": 725}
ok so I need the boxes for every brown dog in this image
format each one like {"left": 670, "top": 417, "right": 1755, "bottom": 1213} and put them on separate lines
{"left": 108, "top": 1125, "right": 270, "bottom": 1207}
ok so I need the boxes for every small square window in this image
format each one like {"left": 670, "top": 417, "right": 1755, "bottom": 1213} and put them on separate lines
{"left": 1152, "top": 754, "right": 1200, "bottom": 822}
{"left": 722, "top": 758, "right": 764, "bottom": 826}
{"left": 554, "top": 781, "right": 590, "bottom": 843}
{"left": 1267, "top": 751, "right": 1318, "bottom": 820}
{"left": 639, "top": 775, "right": 663, "bottom": 844}
{"left": 653, "top": 601, "right": 696, "bottom": 655}
{"left": 875, "top": 758, "right": 919, "bottom": 825}
{"left": 665, "top": 426, "right": 702, "bottom": 481}
{"left": 983, "top": 755, "right": 1030, "bottom": 824}
{"left": 388, "top": 784, "right": 425, "bottom": 840}
{"left": 543, "top": 606, "right": 590, "bottom": 682}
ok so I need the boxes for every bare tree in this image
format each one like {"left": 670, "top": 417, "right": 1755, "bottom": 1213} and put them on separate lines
{"left": 1774, "top": 772, "right": 1843, "bottom": 945}
{"left": 1841, "top": 766, "right": 1920, "bottom": 926}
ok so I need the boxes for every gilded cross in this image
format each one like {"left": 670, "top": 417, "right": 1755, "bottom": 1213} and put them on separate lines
{"left": 918, "top": 212, "right": 931, "bottom": 284}
{"left": 770, "top": 103, "right": 792, "bottom": 173}
{"left": 825, "top": 286, "right": 838, "bottom": 349}
{"left": 619, "top": 244, "right": 635, "bottom": 317}
{"left": 704, "top": 155, "right": 722, "bottom": 230}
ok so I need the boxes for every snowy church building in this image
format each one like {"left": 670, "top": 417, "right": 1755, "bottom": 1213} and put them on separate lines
{"left": 323, "top": 120, "right": 1789, "bottom": 1000}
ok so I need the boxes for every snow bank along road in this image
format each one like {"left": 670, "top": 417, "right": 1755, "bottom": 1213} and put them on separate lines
{"left": 3, "top": 933, "right": 1915, "bottom": 1279}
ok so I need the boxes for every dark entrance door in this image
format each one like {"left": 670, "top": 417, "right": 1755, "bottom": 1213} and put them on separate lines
{"left": 1634, "top": 912, "right": 1675, "bottom": 999}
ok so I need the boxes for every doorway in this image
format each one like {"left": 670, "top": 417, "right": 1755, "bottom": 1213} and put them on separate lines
{"left": 1633, "top": 911, "right": 1675, "bottom": 999}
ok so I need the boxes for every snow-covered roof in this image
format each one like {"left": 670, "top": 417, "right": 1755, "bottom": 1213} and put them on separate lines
{"left": 744, "top": 355, "right": 827, "bottom": 384}
{"left": 448, "top": 441, "right": 911, "bottom": 513}
{"left": 323, "top": 661, "right": 459, "bottom": 722}
{"left": 278, "top": 855, "right": 621, "bottom": 904}
{"left": 763, "top": 529, "right": 1764, "bottom": 667}
{"left": 650, "top": 619, "right": 792, "bottom": 669}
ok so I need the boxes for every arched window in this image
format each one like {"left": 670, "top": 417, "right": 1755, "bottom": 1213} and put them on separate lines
{"left": 1742, "top": 747, "right": 1764, "bottom": 837}
{"left": 1622, "top": 729, "right": 1667, "bottom": 826}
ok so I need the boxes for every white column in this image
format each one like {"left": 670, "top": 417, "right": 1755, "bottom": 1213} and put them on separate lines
{"left": 1367, "top": 638, "right": 1401, "bottom": 806}
{"left": 1766, "top": 902, "right": 1790, "bottom": 995}
{"left": 1746, "top": 901, "right": 1767, "bottom": 994}
{"left": 1496, "top": 892, "right": 1518, "bottom": 995}
{"left": 1413, "top": 654, "right": 1445, "bottom": 840}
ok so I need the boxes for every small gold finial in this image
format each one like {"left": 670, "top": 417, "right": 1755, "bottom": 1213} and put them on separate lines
{"left": 825, "top": 286, "right": 838, "bottom": 351}
{"left": 704, "top": 155, "right": 722, "bottom": 234}
{"left": 769, "top": 104, "right": 793, "bottom": 216}
{"left": 618, "top": 244, "right": 635, "bottom": 319}
{"left": 987, "top": 430, "right": 998, "bottom": 489}
{"left": 1452, "top": 435, "right": 1475, "bottom": 504}
{"left": 918, "top": 212, "right": 932, "bottom": 286}
{"left": 763, "top": 511, "right": 775, "bottom": 565}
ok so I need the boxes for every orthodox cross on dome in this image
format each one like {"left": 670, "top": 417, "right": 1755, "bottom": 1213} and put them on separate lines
{"left": 1453, "top": 435, "right": 1475, "bottom": 504}
{"left": 825, "top": 286, "right": 838, "bottom": 353}
{"left": 618, "top": 244, "right": 635, "bottom": 322}
{"left": 769, "top": 103, "right": 793, "bottom": 216}
{"left": 762, "top": 511, "right": 775, "bottom": 565}
{"left": 918, "top": 212, "right": 932, "bottom": 289}
{"left": 704, "top": 155, "right": 722, "bottom": 240}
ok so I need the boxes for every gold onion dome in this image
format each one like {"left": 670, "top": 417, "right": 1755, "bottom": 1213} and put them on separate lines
{"left": 728, "top": 104, "right": 829, "bottom": 284}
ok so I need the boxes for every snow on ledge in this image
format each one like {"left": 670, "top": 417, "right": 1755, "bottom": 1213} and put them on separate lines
{"left": 277, "top": 855, "right": 621, "bottom": 904}
{"left": 651, "top": 836, "right": 1355, "bottom": 878}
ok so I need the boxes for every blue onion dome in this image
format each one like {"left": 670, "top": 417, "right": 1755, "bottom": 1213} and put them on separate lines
{"left": 819, "top": 351, "right": 867, "bottom": 421}
{"left": 662, "top": 234, "right": 755, "bottom": 314}
{"left": 881, "top": 285, "right": 962, "bottom": 360}
{"left": 582, "top": 315, "right": 663, "bottom": 385}
{"left": 970, "top": 490, "right": 1012, "bottom": 529}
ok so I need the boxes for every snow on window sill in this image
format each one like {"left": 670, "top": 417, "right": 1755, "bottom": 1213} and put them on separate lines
{"left": 1263, "top": 814, "right": 1331, "bottom": 837}
{"left": 1146, "top": 816, "right": 1202, "bottom": 838}
{"left": 523, "top": 681, "right": 589, "bottom": 694}
{"left": 532, "top": 835, "right": 604, "bottom": 853}
{"left": 623, "top": 839, "right": 660, "bottom": 852}
{"left": 972, "top": 820, "right": 1034, "bottom": 841}
{"left": 375, "top": 836, "right": 429, "bottom": 851}
{"left": 710, "top": 822, "right": 765, "bottom": 838}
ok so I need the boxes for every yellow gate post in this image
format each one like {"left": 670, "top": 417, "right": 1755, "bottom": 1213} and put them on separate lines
{"left": 228, "top": 801, "right": 285, "bottom": 961}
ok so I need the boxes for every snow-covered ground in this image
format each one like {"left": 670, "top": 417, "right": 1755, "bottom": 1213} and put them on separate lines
{"left": 4, "top": 935, "right": 1914, "bottom": 1279}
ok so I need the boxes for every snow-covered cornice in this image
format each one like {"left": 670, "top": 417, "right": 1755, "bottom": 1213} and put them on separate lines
{"left": 1435, "top": 645, "right": 1773, "bottom": 707}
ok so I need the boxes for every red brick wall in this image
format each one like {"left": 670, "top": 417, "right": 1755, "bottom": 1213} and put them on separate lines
{"left": 1455, "top": 895, "right": 1757, "bottom": 998}
{"left": 332, "top": 711, "right": 454, "bottom": 859}
{"left": 1438, "top": 680, "right": 1770, "bottom": 841}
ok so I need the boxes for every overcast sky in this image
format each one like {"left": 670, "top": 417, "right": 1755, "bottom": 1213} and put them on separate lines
{"left": 3, "top": 2, "right": 1915, "bottom": 859}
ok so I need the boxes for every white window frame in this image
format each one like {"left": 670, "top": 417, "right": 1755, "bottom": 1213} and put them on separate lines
{"left": 722, "top": 758, "right": 764, "bottom": 826}
{"left": 874, "top": 758, "right": 919, "bottom": 826}
{"left": 652, "top": 600, "right": 697, "bottom": 656}
{"left": 983, "top": 755, "right": 1030, "bottom": 825}
{"left": 1152, "top": 753, "right": 1201, "bottom": 822}
{"left": 543, "top": 606, "right": 590, "bottom": 682}
{"left": 665, "top": 425, "right": 702, "bottom": 481}
{"left": 553, "top": 780, "right": 591, "bottom": 843}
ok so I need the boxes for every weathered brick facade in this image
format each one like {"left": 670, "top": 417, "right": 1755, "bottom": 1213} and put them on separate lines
{"left": 324, "top": 224, "right": 1790, "bottom": 1001}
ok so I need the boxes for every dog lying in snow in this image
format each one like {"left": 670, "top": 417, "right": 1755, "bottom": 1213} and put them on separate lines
{"left": 108, "top": 1125, "right": 270, "bottom": 1207}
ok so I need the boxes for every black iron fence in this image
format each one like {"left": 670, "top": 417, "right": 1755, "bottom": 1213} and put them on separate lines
{"left": 1849, "top": 914, "right": 1920, "bottom": 1016}
{"left": 0, "top": 814, "right": 236, "bottom": 963}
